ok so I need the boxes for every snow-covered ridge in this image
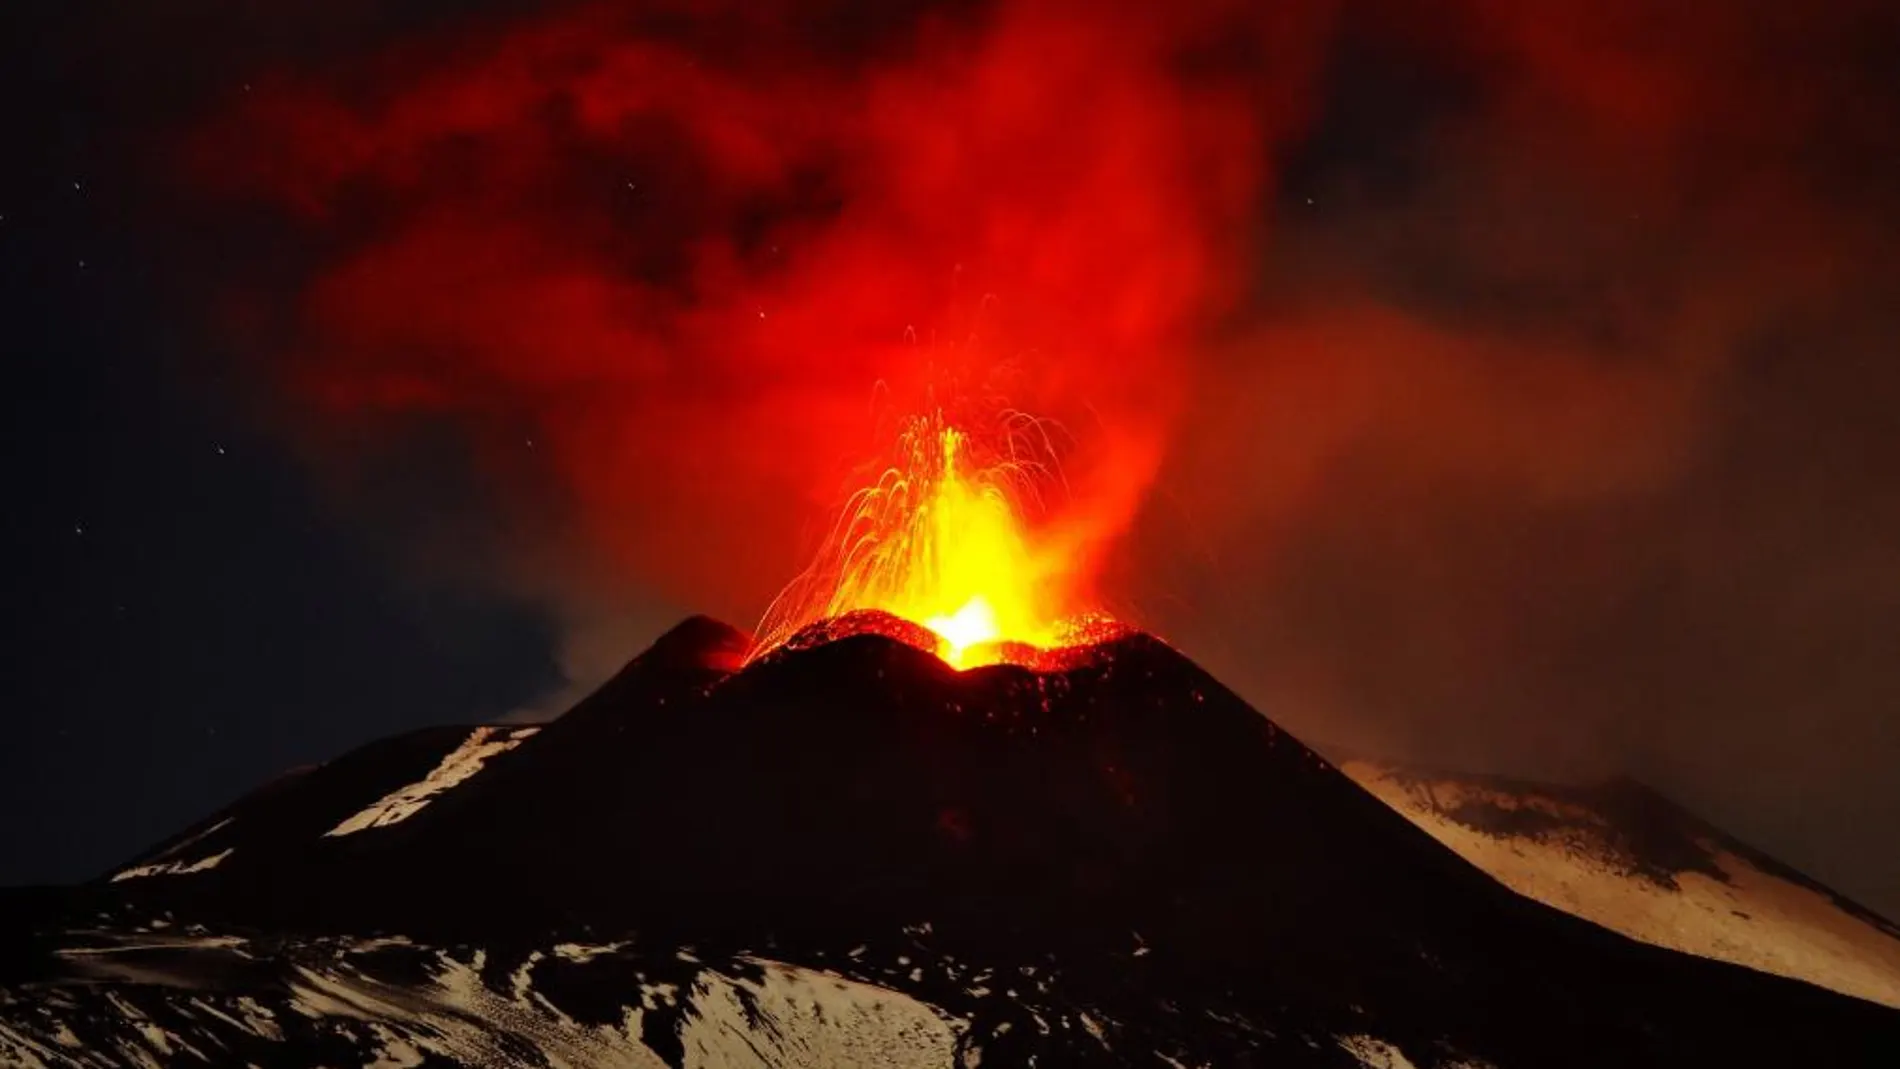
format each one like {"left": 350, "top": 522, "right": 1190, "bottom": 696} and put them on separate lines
{"left": 326, "top": 726, "right": 540, "bottom": 836}
{"left": 1343, "top": 760, "right": 1900, "bottom": 1009}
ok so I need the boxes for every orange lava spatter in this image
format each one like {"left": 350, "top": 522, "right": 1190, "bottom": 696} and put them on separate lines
{"left": 755, "top": 410, "right": 1112, "bottom": 669}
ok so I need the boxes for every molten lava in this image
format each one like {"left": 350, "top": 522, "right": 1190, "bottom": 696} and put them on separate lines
{"left": 757, "top": 410, "right": 1110, "bottom": 669}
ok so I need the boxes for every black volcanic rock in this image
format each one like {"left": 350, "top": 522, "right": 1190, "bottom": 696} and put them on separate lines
{"left": 3, "top": 620, "right": 1898, "bottom": 1067}
{"left": 640, "top": 613, "right": 754, "bottom": 675}
{"left": 543, "top": 613, "right": 751, "bottom": 738}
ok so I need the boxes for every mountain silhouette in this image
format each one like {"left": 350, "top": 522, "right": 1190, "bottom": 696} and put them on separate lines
{"left": 3, "top": 617, "right": 1896, "bottom": 1067}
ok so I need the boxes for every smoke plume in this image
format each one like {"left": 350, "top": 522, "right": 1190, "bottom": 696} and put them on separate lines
{"left": 182, "top": 0, "right": 1900, "bottom": 911}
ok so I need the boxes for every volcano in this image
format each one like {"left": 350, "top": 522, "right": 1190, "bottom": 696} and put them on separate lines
{"left": 3, "top": 618, "right": 1897, "bottom": 1067}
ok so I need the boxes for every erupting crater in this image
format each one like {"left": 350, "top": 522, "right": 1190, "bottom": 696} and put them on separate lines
{"left": 754, "top": 408, "right": 1123, "bottom": 670}
{"left": 772, "top": 608, "right": 1135, "bottom": 674}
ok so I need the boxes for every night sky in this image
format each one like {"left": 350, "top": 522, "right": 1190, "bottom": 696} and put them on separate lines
{"left": 1, "top": 0, "right": 568, "bottom": 884}
{"left": 6, "top": 0, "right": 1900, "bottom": 921}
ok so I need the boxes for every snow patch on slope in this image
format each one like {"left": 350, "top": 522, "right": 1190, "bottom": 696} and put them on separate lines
{"left": 281, "top": 948, "right": 669, "bottom": 1069}
{"left": 1337, "top": 1034, "right": 1417, "bottom": 1068}
{"left": 327, "top": 727, "right": 539, "bottom": 836}
{"left": 141, "top": 817, "right": 232, "bottom": 864}
{"left": 1345, "top": 760, "right": 1900, "bottom": 1009}
{"left": 109, "top": 848, "right": 233, "bottom": 882}
{"left": 679, "top": 960, "right": 963, "bottom": 1068}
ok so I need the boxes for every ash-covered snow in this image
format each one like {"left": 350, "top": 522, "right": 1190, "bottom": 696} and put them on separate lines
{"left": 678, "top": 961, "right": 963, "bottom": 1067}
{"left": 0, "top": 923, "right": 1341, "bottom": 1069}
{"left": 0, "top": 928, "right": 985, "bottom": 1069}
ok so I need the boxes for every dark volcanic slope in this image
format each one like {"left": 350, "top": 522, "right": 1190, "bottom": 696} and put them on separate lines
{"left": 7, "top": 616, "right": 1899, "bottom": 1067}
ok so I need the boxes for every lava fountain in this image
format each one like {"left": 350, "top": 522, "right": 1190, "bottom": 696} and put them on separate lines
{"left": 755, "top": 406, "right": 1117, "bottom": 669}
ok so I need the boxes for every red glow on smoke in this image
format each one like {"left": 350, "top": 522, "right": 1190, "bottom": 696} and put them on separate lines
{"left": 197, "top": 0, "right": 1312, "bottom": 627}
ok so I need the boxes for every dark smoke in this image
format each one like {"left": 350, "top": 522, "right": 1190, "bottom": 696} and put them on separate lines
{"left": 1140, "top": 0, "right": 1900, "bottom": 915}
{"left": 159, "top": 0, "right": 1900, "bottom": 913}
{"left": 185, "top": 0, "right": 1326, "bottom": 710}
